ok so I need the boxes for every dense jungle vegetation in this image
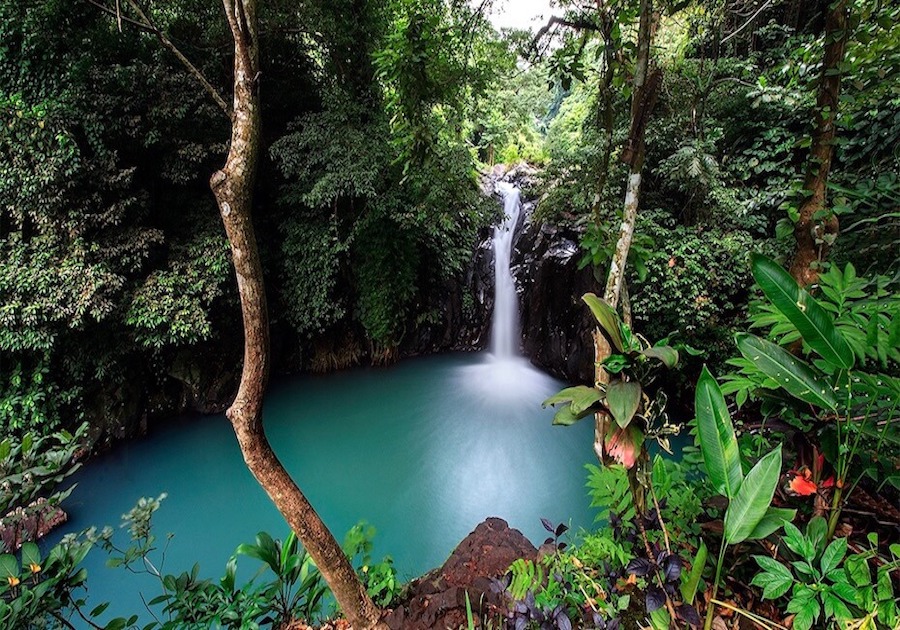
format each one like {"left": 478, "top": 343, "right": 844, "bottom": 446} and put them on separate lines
{"left": 1, "top": 0, "right": 898, "bottom": 628}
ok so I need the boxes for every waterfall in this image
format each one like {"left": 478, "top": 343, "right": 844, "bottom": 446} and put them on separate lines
{"left": 458, "top": 178, "right": 554, "bottom": 404}
{"left": 491, "top": 182, "right": 522, "bottom": 359}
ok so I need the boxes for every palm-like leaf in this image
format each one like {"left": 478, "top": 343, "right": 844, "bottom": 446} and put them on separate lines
{"left": 542, "top": 386, "right": 602, "bottom": 415}
{"left": 724, "top": 446, "right": 783, "bottom": 544}
{"left": 745, "top": 507, "right": 796, "bottom": 540}
{"left": 695, "top": 367, "right": 744, "bottom": 499}
{"left": 735, "top": 333, "right": 838, "bottom": 410}
{"left": 583, "top": 293, "right": 626, "bottom": 352}
{"left": 750, "top": 254, "right": 854, "bottom": 370}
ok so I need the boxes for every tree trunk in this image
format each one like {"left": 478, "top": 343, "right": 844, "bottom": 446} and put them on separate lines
{"left": 210, "top": 2, "right": 383, "bottom": 628}
{"left": 589, "top": 1, "right": 617, "bottom": 233}
{"left": 593, "top": 0, "right": 659, "bottom": 466}
{"left": 789, "top": 0, "right": 848, "bottom": 287}
{"left": 604, "top": 0, "right": 659, "bottom": 308}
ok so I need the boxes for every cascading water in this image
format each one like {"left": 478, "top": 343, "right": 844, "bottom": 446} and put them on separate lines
{"left": 490, "top": 181, "right": 523, "bottom": 358}
{"left": 457, "top": 178, "right": 554, "bottom": 403}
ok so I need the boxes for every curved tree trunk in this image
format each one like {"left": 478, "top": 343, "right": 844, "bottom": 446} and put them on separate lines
{"left": 789, "top": 0, "right": 848, "bottom": 287}
{"left": 210, "top": 1, "right": 383, "bottom": 628}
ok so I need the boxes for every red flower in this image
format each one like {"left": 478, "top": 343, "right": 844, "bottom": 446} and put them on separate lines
{"left": 787, "top": 466, "right": 835, "bottom": 496}
{"left": 789, "top": 474, "right": 818, "bottom": 496}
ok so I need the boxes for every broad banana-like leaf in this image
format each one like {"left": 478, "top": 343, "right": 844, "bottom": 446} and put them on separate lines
{"left": 695, "top": 366, "right": 744, "bottom": 499}
{"left": 750, "top": 254, "right": 854, "bottom": 370}
{"left": 724, "top": 445, "right": 783, "bottom": 544}
{"left": 680, "top": 540, "right": 708, "bottom": 605}
{"left": 736, "top": 333, "right": 838, "bottom": 410}
{"left": 606, "top": 379, "right": 642, "bottom": 428}
{"left": 745, "top": 507, "right": 797, "bottom": 541}
{"left": 582, "top": 293, "right": 626, "bottom": 352}
{"left": 551, "top": 405, "right": 593, "bottom": 426}
{"left": 641, "top": 345, "right": 679, "bottom": 368}
{"left": 542, "top": 386, "right": 602, "bottom": 415}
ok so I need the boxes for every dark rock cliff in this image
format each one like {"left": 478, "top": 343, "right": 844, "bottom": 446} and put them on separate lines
{"left": 512, "top": 207, "right": 596, "bottom": 384}
{"left": 398, "top": 231, "right": 495, "bottom": 357}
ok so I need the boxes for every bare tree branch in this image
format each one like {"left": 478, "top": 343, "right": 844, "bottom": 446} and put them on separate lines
{"left": 85, "top": 0, "right": 155, "bottom": 33}
{"left": 86, "top": 0, "right": 232, "bottom": 117}
{"left": 721, "top": 0, "right": 774, "bottom": 44}
{"left": 529, "top": 14, "right": 600, "bottom": 57}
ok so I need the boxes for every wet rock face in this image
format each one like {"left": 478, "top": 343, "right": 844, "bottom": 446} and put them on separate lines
{"left": 403, "top": 163, "right": 595, "bottom": 382}
{"left": 384, "top": 518, "right": 537, "bottom": 630}
{"left": 398, "top": 228, "right": 495, "bottom": 357}
{"left": 512, "top": 213, "right": 596, "bottom": 384}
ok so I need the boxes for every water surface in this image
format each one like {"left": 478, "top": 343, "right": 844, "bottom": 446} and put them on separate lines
{"left": 53, "top": 353, "right": 596, "bottom": 625}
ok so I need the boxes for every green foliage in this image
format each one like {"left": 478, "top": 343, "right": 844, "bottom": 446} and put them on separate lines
{"left": 693, "top": 365, "right": 794, "bottom": 629}
{"left": 0, "top": 423, "right": 86, "bottom": 551}
{"left": 579, "top": 221, "right": 653, "bottom": 283}
{"left": 544, "top": 293, "right": 681, "bottom": 461}
{"left": 630, "top": 214, "right": 763, "bottom": 370}
{"left": 723, "top": 256, "right": 899, "bottom": 497}
{"left": 695, "top": 366, "right": 743, "bottom": 499}
{"left": 125, "top": 232, "right": 232, "bottom": 349}
{"left": 746, "top": 262, "right": 900, "bottom": 371}
{"left": 501, "top": 529, "right": 628, "bottom": 630}
{"left": 343, "top": 521, "right": 400, "bottom": 608}
{"left": 233, "top": 531, "right": 329, "bottom": 624}
{"left": 374, "top": 0, "right": 506, "bottom": 170}
{"left": 353, "top": 212, "right": 420, "bottom": 348}
{"left": 694, "top": 367, "right": 794, "bottom": 545}
{"left": 0, "top": 357, "right": 78, "bottom": 434}
{"left": 752, "top": 254, "right": 855, "bottom": 369}
{"left": 473, "top": 64, "right": 553, "bottom": 166}
{"left": 0, "top": 534, "right": 98, "bottom": 629}
{"left": 576, "top": 529, "right": 634, "bottom": 573}
{"left": 586, "top": 463, "right": 636, "bottom": 525}
{"left": 91, "top": 497, "right": 401, "bottom": 628}
{"left": 751, "top": 521, "right": 899, "bottom": 630}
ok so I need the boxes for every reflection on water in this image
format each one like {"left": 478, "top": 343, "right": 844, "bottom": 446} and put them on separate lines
{"left": 50, "top": 353, "right": 595, "bottom": 627}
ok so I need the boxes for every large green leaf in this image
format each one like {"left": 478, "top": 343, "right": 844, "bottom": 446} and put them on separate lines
{"left": 736, "top": 333, "right": 838, "bottom": 410}
{"left": 582, "top": 293, "right": 625, "bottom": 352}
{"left": 695, "top": 366, "right": 743, "bottom": 499}
{"left": 0, "top": 554, "right": 18, "bottom": 580}
{"left": 724, "top": 445, "right": 783, "bottom": 544}
{"left": 606, "top": 379, "right": 641, "bottom": 428}
{"left": 640, "top": 345, "right": 679, "bottom": 368}
{"left": 751, "top": 254, "right": 854, "bottom": 370}
{"left": 542, "top": 386, "right": 602, "bottom": 415}
{"left": 20, "top": 542, "right": 41, "bottom": 569}
{"left": 745, "top": 507, "right": 797, "bottom": 540}
{"left": 551, "top": 406, "right": 593, "bottom": 426}
{"left": 680, "top": 540, "right": 708, "bottom": 605}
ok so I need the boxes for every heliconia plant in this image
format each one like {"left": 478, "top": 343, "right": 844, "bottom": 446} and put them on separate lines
{"left": 723, "top": 254, "right": 897, "bottom": 541}
{"left": 695, "top": 366, "right": 795, "bottom": 630}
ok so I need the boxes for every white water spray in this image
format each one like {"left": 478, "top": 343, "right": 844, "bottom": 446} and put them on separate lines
{"left": 459, "top": 179, "right": 557, "bottom": 404}
{"left": 491, "top": 182, "right": 522, "bottom": 358}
